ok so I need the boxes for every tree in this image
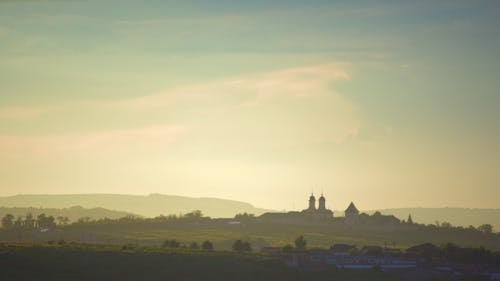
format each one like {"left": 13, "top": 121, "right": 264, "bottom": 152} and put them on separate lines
{"left": 201, "top": 240, "right": 214, "bottom": 251}
{"left": 189, "top": 242, "right": 199, "bottom": 250}
{"left": 234, "top": 213, "right": 255, "bottom": 221}
{"left": 37, "top": 213, "right": 56, "bottom": 229}
{"left": 184, "top": 210, "right": 203, "bottom": 220}
{"left": 232, "top": 240, "right": 251, "bottom": 252}
{"left": 57, "top": 216, "right": 69, "bottom": 225}
{"left": 478, "top": 224, "right": 493, "bottom": 234}
{"left": 77, "top": 216, "right": 91, "bottom": 224}
{"left": 407, "top": 214, "right": 413, "bottom": 224}
{"left": 294, "top": 235, "right": 307, "bottom": 250}
{"left": 15, "top": 216, "right": 24, "bottom": 228}
{"left": 467, "top": 225, "right": 476, "bottom": 232}
{"left": 162, "top": 239, "right": 180, "bottom": 248}
{"left": 1, "top": 214, "right": 14, "bottom": 229}
{"left": 441, "top": 221, "right": 452, "bottom": 228}
{"left": 25, "top": 213, "right": 35, "bottom": 228}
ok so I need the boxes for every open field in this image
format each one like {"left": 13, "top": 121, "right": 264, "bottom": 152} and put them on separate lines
{"left": 0, "top": 242, "right": 400, "bottom": 281}
{"left": 2, "top": 221, "right": 499, "bottom": 251}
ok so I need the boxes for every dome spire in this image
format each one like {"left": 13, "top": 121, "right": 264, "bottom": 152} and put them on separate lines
{"left": 308, "top": 192, "right": 316, "bottom": 211}
{"left": 318, "top": 191, "right": 326, "bottom": 211}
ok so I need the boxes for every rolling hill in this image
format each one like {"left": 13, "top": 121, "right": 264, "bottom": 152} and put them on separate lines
{"left": 0, "top": 206, "right": 135, "bottom": 223}
{"left": 373, "top": 207, "right": 500, "bottom": 231}
{"left": 0, "top": 194, "right": 270, "bottom": 218}
{"left": 0, "top": 194, "right": 498, "bottom": 231}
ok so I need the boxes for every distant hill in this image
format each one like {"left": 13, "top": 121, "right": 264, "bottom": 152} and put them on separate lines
{"left": 1, "top": 195, "right": 497, "bottom": 230}
{"left": 333, "top": 208, "right": 500, "bottom": 231}
{"left": 0, "top": 206, "right": 134, "bottom": 224}
{"left": 374, "top": 208, "right": 500, "bottom": 231}
{"left": 0, "top": 194, "right": 270, "bottom": 218}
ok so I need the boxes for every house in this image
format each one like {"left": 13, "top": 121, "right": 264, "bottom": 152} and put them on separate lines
{"left": 331, "top": 244, "right": 356, "bottom": 255}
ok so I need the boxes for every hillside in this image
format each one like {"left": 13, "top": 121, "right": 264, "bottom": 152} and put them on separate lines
{"left": 370, "top": 208, "right": 500, "bottom": 232}
{"left": 1, "top": 195, "right": 498, "bottom": 231}
{"left": 0, "top": 243, "right": 398, "bottom": 281}
{"left": 0, "top": 206, "right": 135, "bottom": 224}
{"left": 1, "top": 219, "right": 499, "bottom": 251}
{"left": 0, "top": 194, "right": 270, "bottom": 218}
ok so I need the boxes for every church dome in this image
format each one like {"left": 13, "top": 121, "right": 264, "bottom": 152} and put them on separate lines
{"left": 318, "top": 194, "right": 326, "bottom": 211}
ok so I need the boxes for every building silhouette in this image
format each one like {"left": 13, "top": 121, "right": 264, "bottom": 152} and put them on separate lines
{"left": 258, "top": 194, "right": 370, "bottom": 224}
{"left": 301, "top": 193, "right": 333, "bottom": 221}
{"left": 344, "top": 202, "right": 360, "bottom": 224}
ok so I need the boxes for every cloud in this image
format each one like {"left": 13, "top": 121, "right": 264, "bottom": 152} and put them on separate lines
{"left": 0, "top": 62, "right": 358, "bottom": 151}
{"left": 0, "top": 62, "right": 351, "bottom": 118}
{"left": 0, "top": 125, "right": 186, "bottom": 158}
{"left": 112, "top": 62, "right": 350, "bottom": 110}
{"left": 0, "top": 105, "right": 53, "bottom": 120}
{"left": 115, "top": 15, "right": 249, "bottom": 27}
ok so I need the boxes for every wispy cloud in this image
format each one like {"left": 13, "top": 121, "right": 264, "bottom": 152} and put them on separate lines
{"left": 0, "top": 63, "right": 358, "bottom": 151}
{"left": 0, "top": 124, "right": 186, "bottom": 158}
{"left": 115, "top": 15, "right": 249, "bottom": 27}
{"left": 0, "top": 105, "right": 54, "bottom": 120}
{"left": 0, "top": 63, "right": 350, "bottom": 118}
{"left": 112, "top": 62, "right": 350, "bottom": 110}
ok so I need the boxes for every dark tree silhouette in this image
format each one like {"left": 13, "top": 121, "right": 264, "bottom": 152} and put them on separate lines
{"left": 1, "top": 214, "right": 14, "bottom": 229}
{"left": 407, "top": 214, "right": 413, "bottom": 224}
{"left": 162, "top": 239, "right": 180, "bottom": 248}
{"left": 201, "top": 240, "right": 214, "bottom": 251}
{"left": 184, "top": 210, "right": 203, "bottom": 220}
{"left": 478, "top": 224, "right": 493, "bottom": 234}
{"left": 232, "top": 240, "right": 251, "bottom": 252}
{"left": 294, "top": 235, "right": 307, "bottom": 250}
{"left": 37, "top": 213, "right": 56, "bottom": 229}
{"left": 234, "top": 213, "right": 255, "bottom": 221}
{"left": 57, "top": 216, "right": 69, "bottom": 225}
{"left": 25, "top": 213, "right": 35, "bottom": 229}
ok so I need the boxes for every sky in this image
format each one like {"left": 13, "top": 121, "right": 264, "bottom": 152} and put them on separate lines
{"left": 0, "top": 0, "right": 499, "bottom": 211}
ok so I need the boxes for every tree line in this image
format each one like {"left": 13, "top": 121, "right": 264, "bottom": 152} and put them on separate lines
{"left": 1, "top": 210, "right": 496, "bottom": 237}
{"left": 1, "top": 213, "right": 63, "bottom": 230}
{"left": 161, "top": 239, "right": 214, "bottom": 251}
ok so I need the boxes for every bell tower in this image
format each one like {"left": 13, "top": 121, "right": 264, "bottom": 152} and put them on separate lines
{"left": 308, "top": 193, "right": 316, "bottom": 211}
{"left": 318, "top": 193, "right": 326, "bottom": 211}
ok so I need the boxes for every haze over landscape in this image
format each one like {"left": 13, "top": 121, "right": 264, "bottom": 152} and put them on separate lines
{"left": 0, "top": 1, "right": 499, "bottom": 212}
{"left": 1, "top": 2, "right": 499, "bottom": 280}
{"left": 1, "top": 194, "right": 499, "bottom": 231}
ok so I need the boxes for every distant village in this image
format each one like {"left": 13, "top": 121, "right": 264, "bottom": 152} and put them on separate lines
{"left": 255, "top": 194, "right": 500, "bottom": 280}
{"left": 261, "top": 241, "right": 500, "bottom": 281}
{"left": 259, "top": 193, "right": 405, "bottom": 225}
{"left": 1, "top": 193, "right": 499, "bottom": 280}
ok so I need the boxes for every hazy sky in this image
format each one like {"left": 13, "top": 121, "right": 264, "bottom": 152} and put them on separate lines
{"left": 0, "top": 1, "right": 499, "bottom": 211}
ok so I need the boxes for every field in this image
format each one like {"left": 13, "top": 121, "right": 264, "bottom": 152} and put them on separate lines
{"left": 0, "top": 242, "right": 401, "bottom": 281}
{"left": 2, "top": 220, "right": 499, "bottom": 251}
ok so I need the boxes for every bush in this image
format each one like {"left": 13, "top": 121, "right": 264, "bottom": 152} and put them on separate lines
{"left": 232, "top": 240, "right": 252, "bottom": 252}
{"left": 201, "top": 240, "right": 214, "bottom": 251}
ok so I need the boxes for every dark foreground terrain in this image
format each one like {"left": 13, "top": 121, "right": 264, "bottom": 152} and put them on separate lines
{"left": 0, "top": 243, "right": 399, "bottom": 281}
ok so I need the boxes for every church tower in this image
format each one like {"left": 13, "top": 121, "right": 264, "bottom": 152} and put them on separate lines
{"left": 308, "top": 193, "right": 316, "bottom": 211}
{"left": 318, "top": 193, "right": 326, "bottom": 211}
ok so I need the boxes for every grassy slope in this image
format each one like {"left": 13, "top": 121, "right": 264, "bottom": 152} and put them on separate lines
{"left": 0, "top": 243, "right": 400, "bottom": 281}
{"left": 2, "top": 221, "right": 499, "bottom": 251}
